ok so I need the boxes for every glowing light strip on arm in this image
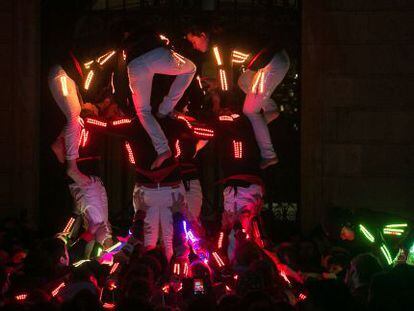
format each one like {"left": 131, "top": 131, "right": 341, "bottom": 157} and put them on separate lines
{"left": 97, "top": 51, "right": 116, "bottom": 65}
{"left": 232, "top": 50, "right": 250, "bottom": 63}
{"left": 213, "top": 46, "right": 222, "bottom": 66}
{"left": 380, "top": 244, "right": 393, "bottom": 265}
{"left": 159, "top": 34, "right": 170, "bottom": 45}
{"left": 84, "top": 60, "right": 94, "bottom": 69}
{"left": 84, "top": 70, "right": 94, "bottom": 90}
{"left": 359, "top": 224, "right": 375, "bottom": 243}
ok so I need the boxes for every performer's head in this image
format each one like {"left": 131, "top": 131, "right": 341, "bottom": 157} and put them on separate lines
{"left": 322, "top": 207, "right": 355, "bottom": 241}
{"left": 185, "top": 26, "right": 210, "bottom": 53}
{"left": 184, "top": 21, "right": 219, "bottom": 53}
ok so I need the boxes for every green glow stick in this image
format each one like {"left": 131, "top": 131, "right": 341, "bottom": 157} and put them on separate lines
{"left": 380, "top": 244, "right": 393, "bottom": 265}
{"left": 383, "top": 228, "right": 404, "bottom": 233}
{"left": 359, "top": 224, "right": 375, "bottom": 243}
{"left": 385, "top": 223, "right": 408, "bottom": 228}
{"left": 105, "top": 242, "right": 122, "bottom": 253}
{"left": 73, "top": 259, "right": 91, "bottom": 267}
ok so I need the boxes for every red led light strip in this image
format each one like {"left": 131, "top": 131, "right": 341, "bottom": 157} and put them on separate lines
{"left": 110, "top": 262, "right": 119, "bottom": 275}
{"left": 212, "top": 251, "right": 225, "bottom": 267}
{"left": 15, "top": 294, "right": 28, "bottom": 301}
{"left": 125, "top": 142, "right": 135, "bottom": 164}
{"left": 112, "top": 118, "right": 132, "bottom": 126}
{"left": 194, "top": 127, "right": 214, "bottom": 137}
{"left": 233, "top": 140, "right": 243, "bottom": 159}
{"left": 86, "top": 118, "right": 107, "bottom": 127}
{"left": 218, "top": 232, "right": 224, "bottom": 249}
{"left": 175, "top": 140, "right": 181, "bottom": 158}
{"left": 51, "top": 282, "right": 65, "bottom": 297}
{"left": 219, "top": 69, "right": 228, "bottom": 91}
{"left": 63, "top": 217, "right": 75, "bottom": 233}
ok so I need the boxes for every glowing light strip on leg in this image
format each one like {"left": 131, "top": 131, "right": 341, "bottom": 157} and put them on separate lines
{"left": 60, "top": 76, "right": 68, "bottom": 96}
{"left": 84, "top": 70, "right": 94, "bottom": 90}
{"left": 251, "top": 71, "right": 262, "bottom": 93}
{"left": 259, "top": 71, "right": 265, "bottom": 94}
{"left": 172, "top": 51, "right": 186, "bottom": 65}
{"left": 63, "top": 217, "right": 75, "bottom": 233}
{"left": 219, "top": 69, "right": 228, "bottom": 91}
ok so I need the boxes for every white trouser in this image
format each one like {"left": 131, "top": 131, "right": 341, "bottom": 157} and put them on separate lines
{"left": 239, "top": 50, "right": 290, "bottom": 159}
{"left": 48, "top": 65, "right": 82, "bottom": 160}
{"left": 223, "top": 184, "right": 263, "bottom": 261}
{"left": 133, "top": 183, "right": 186, "bottom": 262}
{"left": 183, "top": 179, "right": 203, "bottom": 224}
{"left": 128, "top": 47, "right": 196, "bottom": 155}
{"left": 69, "top": 176, "right": 112, "bottom": 245}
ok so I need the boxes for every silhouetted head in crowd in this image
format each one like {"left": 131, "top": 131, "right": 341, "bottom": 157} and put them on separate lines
{"left": 217, "top": 294, "right": 241, "bottom": 311}
{"left": 345, "top": 253, "right": 382, "bottom": 292}
{"left": 322, "top": 208, "right": 355, "bottom": 241}
{"left": 234, "top": 241, "right": 262, "bottom": 267}
{"left": 60, "top": 289, "right": 100, "bottom": 311}
{"left": 24, "top": 238, "right": 69, "bottom": 279}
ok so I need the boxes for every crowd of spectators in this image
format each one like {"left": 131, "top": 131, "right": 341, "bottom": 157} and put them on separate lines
{"left": 1, "top": 207, "right": 413, "bottom": 311}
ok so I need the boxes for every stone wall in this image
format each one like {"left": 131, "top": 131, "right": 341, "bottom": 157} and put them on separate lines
{"left": 0, "top": 1, "right": 40, "bottom": 224}
{"left": 301, "top": 0, "right": 414, "bottom": 231}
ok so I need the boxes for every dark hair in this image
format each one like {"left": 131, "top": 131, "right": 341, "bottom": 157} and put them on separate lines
{"left": 184, "top": 20, "right": 222, "bottom": 38}
{"left": 322, "top": 207, "right": 354, "bottom": 239}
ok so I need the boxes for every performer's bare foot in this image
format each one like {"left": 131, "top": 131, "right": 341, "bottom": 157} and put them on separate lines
{"left": 260, "top": 156, "right": 279, "bottom": 169}
{"left": 151, "top": 150, "right": 172, "bottom": 170}
{"left": 51, "top": 137, "right": 65, "bottom": 163}
{"left": 156, "top": 112, "right": 167, "bottom": 119}
{"left": 264, "top": 111, "right": 280, "bottom": 124}
{"left": 67, "top": 167, "right": 90, "bottom": 185}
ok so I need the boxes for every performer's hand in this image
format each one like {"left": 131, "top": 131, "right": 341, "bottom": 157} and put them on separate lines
{"left": 200, "top": 77, "right": 218, "bottom": 91}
